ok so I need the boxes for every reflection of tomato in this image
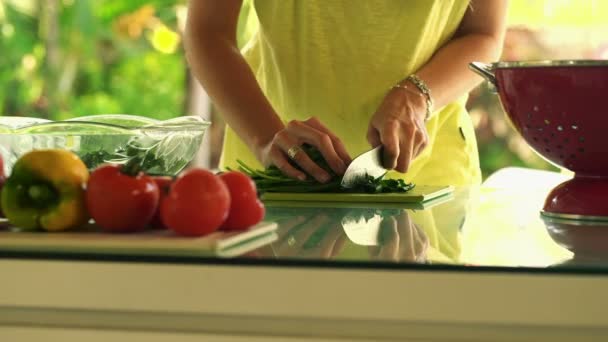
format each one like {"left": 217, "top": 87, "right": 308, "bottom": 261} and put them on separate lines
{"left": 149, "top": 176, "right": 173, "bottom": 229}
{"left": 219, "top": 171, "right": 265, "bottom": 231}
{"left": 161, "top": 169, "right": 230, "bottom": 236}
{"left": 86, "top": 164, "right": 159, "bottom": 232}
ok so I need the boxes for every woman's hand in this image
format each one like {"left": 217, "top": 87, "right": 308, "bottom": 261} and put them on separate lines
{"left": 257, "top": 117, "right": 352, "bottom": 183}
{"left": 368, "top": 210, "right": 429, "bottom": 263}
{"left": 367, "top": 84, "right": 430, "bottom": 173}
{"left": 271, "top": 214, "right": 347, "bottom": 259}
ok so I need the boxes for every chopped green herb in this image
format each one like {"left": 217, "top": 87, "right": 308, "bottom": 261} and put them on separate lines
{"left": 231, "top": 145, "right": 415, "bottom": 194}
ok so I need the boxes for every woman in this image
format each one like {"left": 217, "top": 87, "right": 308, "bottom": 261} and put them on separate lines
{"left": 185, "top": 0, "right": 508, "bottom": 186}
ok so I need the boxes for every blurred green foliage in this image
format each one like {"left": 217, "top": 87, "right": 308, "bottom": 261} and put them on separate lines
{"left": 0, "top": 0, "right": 186, "bottom": 120}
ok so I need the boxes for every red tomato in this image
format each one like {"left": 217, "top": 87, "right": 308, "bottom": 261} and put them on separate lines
{"left": 0, "top": 154, "right": 4, "bottom": 180}
{"left": 86, "top": 164, "right": 159, "bottom": 232}
{"left": 149, "top": 176, "right": 173, "bottom": 229}
{"left": 219, "top": 171, "right": 265, "bottom": 231}
{"left": 161, "top": 168, "right": 230, "bottom": 237}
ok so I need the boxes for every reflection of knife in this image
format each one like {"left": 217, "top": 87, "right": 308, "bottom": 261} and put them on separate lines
{"left": 341, "top": 214, "right": 383, "bottom": 246}
{"left": 340, "top": 146, "right": 388, "bottom": 188}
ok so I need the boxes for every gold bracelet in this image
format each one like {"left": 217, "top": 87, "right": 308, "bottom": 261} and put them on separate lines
{"left": 402, "top": 74, "right": 434, "bottom": 122}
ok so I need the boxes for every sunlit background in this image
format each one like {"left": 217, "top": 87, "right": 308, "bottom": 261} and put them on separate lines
{"left": 1, "top": 0, "right": 607, "bottom": 179}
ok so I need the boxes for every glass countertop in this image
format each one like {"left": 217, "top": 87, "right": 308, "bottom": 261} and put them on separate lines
{"left": 1, "top": 172, "right": 606, "bottom": 275}
{"left": 252, "top": 185, "right": 593, "bottom": 271}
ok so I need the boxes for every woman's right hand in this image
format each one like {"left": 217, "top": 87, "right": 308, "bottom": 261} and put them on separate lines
{"left": 257, "top": 117, "right": 352, "bottom": 183}
{"left": 368, "top": 210, "right": 429, "bottom": 263}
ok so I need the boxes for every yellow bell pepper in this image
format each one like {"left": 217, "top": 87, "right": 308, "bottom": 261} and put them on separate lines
{"left": 0, "top": 149, "right": 89, "bottom": 231}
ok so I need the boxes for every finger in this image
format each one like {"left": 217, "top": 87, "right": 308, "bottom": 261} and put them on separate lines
{"left": 396, "top": 211, "right": 425, "bottom": 262}
{"left": 288, "top": 148, "right": 332, "bottom": 183}
{"left": 275, "top": 131, "right": 331, "bottom": 183}
{"left": 332, "top": 139, "right": 352, "bottom": 166}
{"left": 276, "top": 215, "right": 330, "bottom": 255}
{"left": 305, "top": 117, "right": 352, "bottom": 164}
{"left": 286, "top": 121, "right": 347, "bottom": 175}
{"left": 398, "top": 218, "right": 417, "bottom": 262}
{"left": 366, "top": 126, "right": 382, "bottom": 148}
{"left": 411, "top": 223, "right": 429, "bottom": 259}
{"left": 396, "top": 131, "right": 415, "bottom": 173}
{"left": 275, "top": 216, "right": 308, "bottom": 241}
{"left": 368, "top": 246, "right": 381, "bottom": 258}
{"left": 269, "top": 146, "right": 308, "bottom": 181}
{"left": 379, "top": 120, "right": 400, "bottom": 169}
{"left": 330, "top": 232, "right": 348, "bottom": 257}
{"left": 412, "top": 122, "right": 429, "bottom": 158}
{"left": 294, "top": 215, "right": 331, "bottom": 244}
{"left": 308, "top": 225, "right": 343, "bottom": 258}
{"left": 414, "top": 223, "right": 429, "bottom": 247}
{"left": 377, "top": 217, "right": 399, "bottom": 261}
{"left": 412, "top": 139, "right": 425, "bottom": 159}
{"left": 273, "top": 219, "right": 308, "bottom": 254}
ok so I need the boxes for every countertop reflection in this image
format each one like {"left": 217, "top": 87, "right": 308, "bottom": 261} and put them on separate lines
{"left": 250, "top": 185, "right": 607, "bottom": 271}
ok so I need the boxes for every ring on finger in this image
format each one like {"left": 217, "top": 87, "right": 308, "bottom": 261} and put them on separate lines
{"left": 287, "top": 145, "right": 302, "bottom": 160}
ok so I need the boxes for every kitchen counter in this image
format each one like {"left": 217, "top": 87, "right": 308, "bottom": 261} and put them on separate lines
{"left": 2, "top": 170, "right": 608, "bottom": 341}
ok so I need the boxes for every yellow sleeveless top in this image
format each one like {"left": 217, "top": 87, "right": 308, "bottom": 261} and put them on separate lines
{"left": 221, "top": 0, "right": 481, "bottom": 186}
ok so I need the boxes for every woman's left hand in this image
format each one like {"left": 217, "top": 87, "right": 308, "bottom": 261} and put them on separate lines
{"left": 367, "top": 84, "right": 429, "bottom": 173}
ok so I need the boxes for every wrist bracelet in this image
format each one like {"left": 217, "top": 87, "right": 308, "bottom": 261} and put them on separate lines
{"left": 402, "top": 74, "right": 434, "bottom": 121}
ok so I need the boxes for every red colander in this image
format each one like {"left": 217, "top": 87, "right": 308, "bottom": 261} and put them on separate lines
{"left": 470, "top": 60, "right": 608, "bottom": 221}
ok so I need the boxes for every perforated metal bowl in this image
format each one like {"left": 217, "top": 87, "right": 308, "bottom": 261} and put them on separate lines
{"left": 471, "top": 60, "right": 608, "bottom": 174}
{"left": 470, "top": 60, "right": 608, "bottom": 220}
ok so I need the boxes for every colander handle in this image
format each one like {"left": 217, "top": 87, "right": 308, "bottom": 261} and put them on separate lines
{"left": 469, "top": 62, "right": 497, "bottom": 92}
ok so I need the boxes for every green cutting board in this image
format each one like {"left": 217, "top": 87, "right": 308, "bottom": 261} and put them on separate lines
{"left": 261, "top": 185, "right": 454, "bottom": 203}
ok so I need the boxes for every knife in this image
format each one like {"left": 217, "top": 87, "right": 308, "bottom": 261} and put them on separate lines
{"left": 340, "top": 146, "right": 388, "bottom": 188}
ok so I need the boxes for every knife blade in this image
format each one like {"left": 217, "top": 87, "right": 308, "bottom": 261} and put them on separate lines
{"left": 340, "top": 146, "right": 388, "bottom": 188}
